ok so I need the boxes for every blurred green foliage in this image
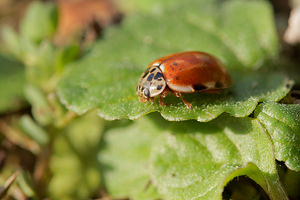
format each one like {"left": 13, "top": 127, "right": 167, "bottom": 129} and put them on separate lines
{"left": 0, "top": 55, "right": 25, "bottom": 113}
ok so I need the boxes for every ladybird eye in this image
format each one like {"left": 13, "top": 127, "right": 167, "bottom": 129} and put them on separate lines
{"left": 144, "top": 88, "right": 150, "bottom": 98}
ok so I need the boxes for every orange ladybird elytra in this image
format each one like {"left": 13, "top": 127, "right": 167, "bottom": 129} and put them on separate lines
{"left": 136, "top": 51, "right": 232, "bottom": 109}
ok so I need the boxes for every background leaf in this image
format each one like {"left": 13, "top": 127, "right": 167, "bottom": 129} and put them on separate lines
{"left": 97, "top": 114, "right": 288, "bottom": 200}
{"left": 49, "top": 111, "right": 103, "bottom": 199}
{"left": 150, "top": 114, "right": 288, "bottom": 200}
{"left": 99, "top": 119, "right": 161, "bottom": 199}
{"left": 19, "top": 115, "right": 49, "bottom": 146}
{"left": 20, "top": 1, "right": 58, "bottom": 43}
{"left": 58, "top": 0, "right": 289, "bottom": 122}
{"left": 1, "top": 26, "right": 22, "bottom": 58}
{"left": 254, "top": 102, "right": 300, "bottom": 171}
{"left": 0, "top": 55, "right": 26, "bottom": 113}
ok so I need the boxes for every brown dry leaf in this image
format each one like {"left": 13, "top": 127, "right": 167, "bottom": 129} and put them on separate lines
{"left": 284, "top": 0, "right": 300, "bottom": 44}
{"left": 0, "top": 0, "right": 32, "bottom": 28}
{"left": 0, "top": 118, "right": 40, "bottom": 154}
{"left": 284, "top": 6, "right": 300, "bottom": 44}
{"left": 54, "top": 0, "right": 122, "bottom": 45}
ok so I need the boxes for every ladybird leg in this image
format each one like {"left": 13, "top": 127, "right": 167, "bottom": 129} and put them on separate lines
{"left": 159, "top": 88, "right": 169, "bottom": 106}
{"left": 172, "top": 91, "right": 181, "bottom": 98}
{"left": 159, "top": 95, "right": 168, "bottom": 106}
{"left": 172, "top": 91, "right": 192, "bottom": 109}
{"left": 182, "top": 97, "right": 193, "bottom": 109}
{"left": 161, "top": 88, "right": 169, "bottom": 98}
{"left": 181, "top": 97, "right": 193, "bottom": 109}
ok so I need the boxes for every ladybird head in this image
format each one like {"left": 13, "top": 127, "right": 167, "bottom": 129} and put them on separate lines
{"left": 137, "top": 66, "right": 166, "bottom": 102}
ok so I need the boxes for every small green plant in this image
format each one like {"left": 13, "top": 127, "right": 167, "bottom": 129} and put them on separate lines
{"left": 0, "top": 0, "right": 299, "bottom": 199}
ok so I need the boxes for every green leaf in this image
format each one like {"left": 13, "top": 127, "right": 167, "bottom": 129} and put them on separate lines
{"left": 20, "top": 1, "right": 58, "bottom": 43}
{"left": 49, "top": 111, "right": 103, "bottom": 199}
{"left": 1, "top": 26, "right": 21, "bottom": 58}
{"left": 98, "top": 118, "right": 161, "bottom": 199}
{"left": 150, "top": 114, "right": 288, "bottom": 200}
{"left": 25, "top": 41, "right": 80, "bottom": 90}
{"left": 2, "top": 28, "right": 58, "bottom": 90}
{"left": 19, "top": 115, "right": 49, "bottom": 146}
{"left": 254, "top": 102, "right": 300, "bottom": 171}
{"left": 98, "top": 114, "right": 288, "bottom": 199}
{"left": 17, "top": 171, "right": 37, "bottom": 198}
{"left": 0, "top": 55, "right": 26, "bottom": 113}
{"left": 55, "top": 43, "right": 80, "bottom": 73}
{"left": 58, "top": 0, "right": 289, "bottom": 121}
{"left": 24, "top": 84, "right": 53, "bottom": 125}
{"left": 25, "top": 41, "right": 57, "bottom": 91}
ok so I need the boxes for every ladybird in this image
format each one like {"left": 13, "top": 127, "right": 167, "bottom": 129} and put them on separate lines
{"left": 136, "top": 51, "right": 232, "bottom": 109}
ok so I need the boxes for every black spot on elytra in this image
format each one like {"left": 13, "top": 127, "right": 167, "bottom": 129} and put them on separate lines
{"left": 147, "top": 73, "right": 154, "bottom": 81}
{"left": 172, "top": 62, "right": 178, "bottom": 66}
{"left": 189, "top": 59, "right": 194, "bottom": 63}
{"left": 154, "top": 72, "right": 163, "bottom": 80}
{"left": 215, "top": 82, "right": 223, "bottom": 88}
{"left": 157, "top": 85, "right": 163, "bottom": 90}
{"left": 193, "top": 84, "right": 207, "bottom": 91}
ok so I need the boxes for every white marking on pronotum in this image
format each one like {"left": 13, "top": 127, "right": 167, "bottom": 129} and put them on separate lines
{"left": 159, "top": 64, "right": 165, "bottom": 72}
{"left": 152, "top": 62, "right": 161, "bottom": 67}
{"left": 167, "top": 83, "right": 195, "bottom": 93}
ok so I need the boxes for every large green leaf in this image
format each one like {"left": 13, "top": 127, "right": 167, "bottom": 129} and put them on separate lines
{"left": 254, "top": 102, "right": 300, "bottom": 171}
{"left": 98, "top": 119, "right": 161, "bottom": 199}
{"left": 58, "top": 0, "right": 290, "bottom": 122}
{"left": 0, "top": 55, "right": 26, "bottom": 113}
{"left": 150, "top": 114, "right": 288, "bottom": 200}
{"left": 98, "top": 114, "right": 288, "bottom": 200}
